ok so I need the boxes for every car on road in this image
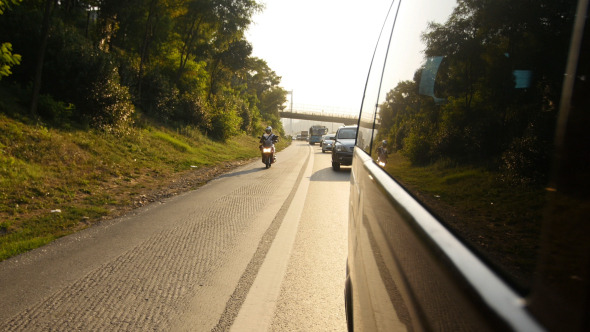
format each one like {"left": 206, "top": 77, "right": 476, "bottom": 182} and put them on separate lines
{"left": 345, "top": 0, "right": 589, "bottom": 331}
{"left": 320, "top": 134, "right": 334, "bottom": 147}
{"left": 321, "top": 135, "right": 336, "bottom": 153}
{"left": 331, "top": 126, "right": 357, "bottom": 170}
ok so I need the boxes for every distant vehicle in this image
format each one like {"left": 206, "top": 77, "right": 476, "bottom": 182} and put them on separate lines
{"left": 320, "top": 134, "right": 334, "bottom": 147}
{"left": 331, "top": 125, "right": 357, "bottom": 170}
{"left": 321, "top": 135, "right": 335, "bottom": 153}
{"left": 309, "top": 125, "right": 328, "bottom": 145}
{"left": 320, "top": 133, "right": 336, "bottom": 146}
{"left": 300, "top": 130, "right": 309, "bottom": 141}
{"left": 346, "top": 0, "right": 589, "bottom": 331}
{"left": 295, "top": 134, "right": 302, "bottom": 140}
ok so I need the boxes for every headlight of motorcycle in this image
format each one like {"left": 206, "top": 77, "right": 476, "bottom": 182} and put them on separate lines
{"left": 335, "top": 144, "right": 342, "bottom": 152}
{"left": 262, "top": 147, "right": 272, "bottom": 153}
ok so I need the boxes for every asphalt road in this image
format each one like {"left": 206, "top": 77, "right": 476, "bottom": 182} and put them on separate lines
{"left": 0, "top": 141, "right": 350, "bottom": 331}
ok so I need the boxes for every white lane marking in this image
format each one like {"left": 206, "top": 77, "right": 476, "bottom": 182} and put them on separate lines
{"left": 230, "top": 145, "right": 314, "bottom": 331}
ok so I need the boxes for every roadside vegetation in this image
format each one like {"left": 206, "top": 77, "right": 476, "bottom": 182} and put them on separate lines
{"left": 368, "top": 0, "right": 574, "bottom": 289}
{"left": 0, "top": 0, "right": 291, "bottom": 261}
{"left": 0, "top": 103, "right": 290, "bottom": 261}
{"left": 384, "top": 152, "right": 545, "bottom": 288}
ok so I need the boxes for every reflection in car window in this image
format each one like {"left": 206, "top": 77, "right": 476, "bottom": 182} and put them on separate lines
{"left": 357, "top": 1, "right": 399, "bottom": 154}
{"left": 358, "top": 0, "right": 582, "bottom": 289}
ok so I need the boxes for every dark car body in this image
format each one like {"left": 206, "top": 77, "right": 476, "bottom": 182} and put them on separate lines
{"left": 346, "top": 0, "right": 590, "bottom": 331}
{"left": 332, "top": 126, "right": 357, "bottom": 170}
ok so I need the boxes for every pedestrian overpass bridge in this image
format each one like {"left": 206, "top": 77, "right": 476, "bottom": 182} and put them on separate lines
{"left": 279, "top": 109, "right": 358, "bottom": 125}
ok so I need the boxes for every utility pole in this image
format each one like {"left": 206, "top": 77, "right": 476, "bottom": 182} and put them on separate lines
{"left": 286, "top": 90, "right": 293, "bottom": 135}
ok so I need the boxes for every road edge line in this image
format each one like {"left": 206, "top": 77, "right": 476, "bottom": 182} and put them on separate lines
{"left": 228, "top": 145, "right": 314, "bottom": 331}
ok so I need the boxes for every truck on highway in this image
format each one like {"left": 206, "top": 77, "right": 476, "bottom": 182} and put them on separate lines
{"left": 308, "top": 125, "right": 328, "bottom": 145}
{"left": 300, "top": 130, "right": 309, "bottom": 141}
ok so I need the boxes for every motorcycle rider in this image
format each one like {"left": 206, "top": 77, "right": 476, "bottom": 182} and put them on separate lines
{"left": 260, "top": 126, "right": 279, "bottom": 162}
{"left": 377, "top": 140, "right": 388, "bottom": 165}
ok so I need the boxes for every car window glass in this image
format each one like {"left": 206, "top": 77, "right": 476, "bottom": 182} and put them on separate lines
{"left": 338, "top": 128, "right": 357, "bottom": 139}
{"left": 356, "top": 2, "right": 400, "bottom": 154}
{"left": 362, "top": 0, "right": 581, "bottom": 290}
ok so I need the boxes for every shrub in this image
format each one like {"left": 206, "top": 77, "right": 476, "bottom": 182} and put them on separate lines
{"left": 173, "top": 92, "right": 211, "bottom": 132}
{"left": 208, "top": 93, "right": 242, "bottom": 141}
{"left": 37, "top": 94, "right": 73, "bottom": 126}
{"left": 29, "top": 24, "right": 135, "bottom": 133}
{"left": 501, "top": 133, "right": 550, "bottom": 185}
{"left": 86, "top": 67, "right": 135, "bottom": 135}
{"left": 403, "top": 131, "right": 432, "bottom": 165}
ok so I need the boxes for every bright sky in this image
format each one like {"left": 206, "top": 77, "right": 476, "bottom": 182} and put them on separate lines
{"left": 246, "top": 0, "right": 393, "bottom": 115}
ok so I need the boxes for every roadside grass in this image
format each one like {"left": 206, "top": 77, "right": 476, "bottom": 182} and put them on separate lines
{"left": 384, "top": 152, "right": 546, "bottom": 286}
{"left": 152, "top": 131, "right": 193, "bottom": 153}
{"left": 0, "top": 113, "right": 282, "bottom": 261}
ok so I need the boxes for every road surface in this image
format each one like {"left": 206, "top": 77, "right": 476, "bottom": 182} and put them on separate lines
{"left": 0, "top": 141, "right": 350, "bottom": 331}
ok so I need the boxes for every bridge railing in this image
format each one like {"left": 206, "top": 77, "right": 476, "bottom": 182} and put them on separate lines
{"left": 280, "top": 110, "right": 357, "bottom": 119}
{"left": 285, "top": 103, "right": 358, "bottom": 115}
{"left": 279, "top": 108, "right": 379, "bottom": 129}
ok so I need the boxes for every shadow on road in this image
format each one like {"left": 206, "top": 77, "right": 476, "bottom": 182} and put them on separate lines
{"left": 310, "top": 167, "right": 351, "bottom": 182}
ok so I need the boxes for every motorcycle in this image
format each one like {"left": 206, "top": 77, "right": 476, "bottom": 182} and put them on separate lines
{"left": 260, "top": 135, "right": 278, "bottom": 168}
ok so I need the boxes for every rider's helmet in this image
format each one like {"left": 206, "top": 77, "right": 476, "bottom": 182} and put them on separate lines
{"left": 265, "top": 126, "right": 272, "bottom": 134}
{"left": 382, "top": 140, "right": 387, "bottom": 146}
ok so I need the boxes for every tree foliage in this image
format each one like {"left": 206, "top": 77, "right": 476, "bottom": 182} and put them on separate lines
{"left": 0, "top": 0, "right": 286, "bottom": 139}
{"left": 0, "top": 0, "right": 21, "bottom": 15}
{"left": 377, "top": 0, "right": 576, "bottom": 183}
{"left": 0, "top": 42, "right": 20, "bottom": 79}
{"left": 0, "top": 0, "right": 21, "bottom": 80}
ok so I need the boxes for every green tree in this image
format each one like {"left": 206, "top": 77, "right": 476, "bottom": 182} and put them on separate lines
{"left": 0, "top": 0, "right": 21, "bottom": 80}
{"left": 0, "top": 0, "right": 22, "bottom": 80}
{"left": 0, "top": 0, "right": 21, "bottom": 14}
{"left": 0, "top": 0, "right": 284, "bottom": 141}
{"left": 375, "top": 0, "right": 577, "bottom": 172}
{"left": 259, "top": 86, "right": 286, "bottom": 135}
{"left": 86, "top": 67, "right": 135, "bottom": 134}
{"left": 0, "top": 42, "right": 20, "bottom": 79}
{"left": 30, "top": 0, "right": 55, "bottom": 116}
{"left": 242, "top": 58, "right": 286, "bottom": 135}
{"left": 378, "top": 80, "right": 420, "bottom": 152}
{"left": 208, "top": 39, "right": 252, "bottom": 97}
{"left": 174, "top": 0, "right": 217, "bottom": 84}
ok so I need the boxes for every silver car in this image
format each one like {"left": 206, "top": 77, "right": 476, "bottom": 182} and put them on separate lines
{"left": 321, "top": 136, "right": 335, "bottom": 153}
